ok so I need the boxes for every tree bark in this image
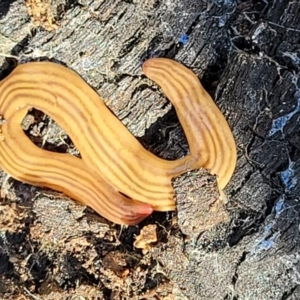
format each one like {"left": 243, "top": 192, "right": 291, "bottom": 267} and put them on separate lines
{"left": 0, "top": 0, "right": 300, "bottom": 299}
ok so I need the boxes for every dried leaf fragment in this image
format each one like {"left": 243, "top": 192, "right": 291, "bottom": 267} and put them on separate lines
{"left": 25, "top": 0, "right": 60, "bottom": 31}
{"left": 134, "top": 224, "right": 157, "bottom": 254}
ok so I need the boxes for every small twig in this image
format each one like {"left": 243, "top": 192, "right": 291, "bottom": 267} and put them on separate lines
{"left": 23, "top": 287, "right": 43, "bottom": 300}
{"left": 0, "top": 52, "right": 19, "bottom": 59}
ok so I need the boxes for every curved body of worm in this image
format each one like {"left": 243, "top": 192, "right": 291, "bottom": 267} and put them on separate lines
{"left": 143, "top": 58, "right": 237, "bottom": 190}
{"left": 0, "top": 62, "right": 193, "bottom": 213}
{"left": 0, "top": 58, "right": 236, "bottom": 224}
{"left": 0, "top": 106, "right": 153, "bottom": 225}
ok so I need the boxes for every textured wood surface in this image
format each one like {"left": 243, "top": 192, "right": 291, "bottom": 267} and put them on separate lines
{"left": 1, "top": 0, "right": 300, "bottom": 299}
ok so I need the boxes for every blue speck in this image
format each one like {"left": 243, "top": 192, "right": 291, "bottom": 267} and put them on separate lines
{"left": 268, "top": 95, "right": 300, "bottom": 137}
{"left": 252, "top": 236, "right": 276, "bottom": 254}
{"left": 264, "top": 224, "right": 273, "bottom": 232}
{"left": 275, "top": 197, "right": 284, "bottom": 215}
{"left": 280, "top": 162, "right": 297, "bottom": 191}
{"left": 257, "top": 239, "right": 274, "bottom": 251}
{"left": 218, "top": 15, "right": 227, "bottom": 27}
{"left": 179, "top": 34, "right": 189, "bottom": 45}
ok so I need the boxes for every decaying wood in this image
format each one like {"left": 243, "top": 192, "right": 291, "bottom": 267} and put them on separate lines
{"left": 1, "top": 0, "right": 300, "bottom": 299}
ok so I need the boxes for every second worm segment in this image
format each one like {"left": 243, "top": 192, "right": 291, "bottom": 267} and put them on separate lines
{"left": 143, "top": 58, "right": 237, "bottom": 190}
{"left": 0, "top": 58, "right": 236, "bottom": 224}
{"left": 0, "top": 107, "right": 153, "bottom": 224}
